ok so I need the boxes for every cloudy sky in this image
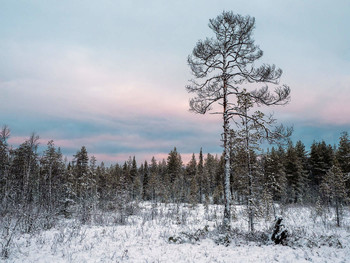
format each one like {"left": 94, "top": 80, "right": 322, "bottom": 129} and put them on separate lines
{"left": 1, "top": 0, "right": 349, "bottom": 164}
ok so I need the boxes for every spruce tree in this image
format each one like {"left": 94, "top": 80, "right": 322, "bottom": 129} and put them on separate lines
{"left": 40, "top": 140, "right": 65, "bottom": 212}
{"left": 263, "top": 147, "right": 287, "bottom": 202}
{"left": 309, "top": 141, "right": 334, "bottom": 195}
{"left": 62, "top": 162, "right": 76, "bottom": 216}
{"left": 10, "top": 133, "right": 40, "bottom": 206}
{"left": 337, "top": 132, "right": 350, "bottom": 173}
{"left": 158, "top": 159, "right": 169, "bottom": 202}
{"left": 0, "top": 125, "right": 11, "bottom": 211}
{"left": 187, "top": 153, "right": 198, "bottom": 204}
{"left": 89, "top": 156, "right": 99, "bottom": 222}
{"left": 117, "top": 162, "right": 130, "bottom": 224}
{"left": 198, "top": 148, "right": 205, "bottom": 203}
{"left": 96, "top": 162, "right": 107, "bottom": 208}
{"left": 204, "top": 153, "right": 219, "bottom": 199}
{"left": 148, "top": 157, "right": 159, "bottom": 201}
{"left": 73, "top": 146, "right": 89, "bottom": 200}
{"left": 285, "top": 141, "right": 308, "bottom": 203}
{"left": 129, "top": 156, "right": 141, "bottom": 199}
{"left": 336, "top": 132, "right": 350, "bottom": 196}
{"left": 320, "top": 164, "right": 347, "bottom": 226}
{"left": 142, "top": 161, "right": 150, "bottom": 200}
{"left": 166, "top": 148, "right": 183, "bottom": 202}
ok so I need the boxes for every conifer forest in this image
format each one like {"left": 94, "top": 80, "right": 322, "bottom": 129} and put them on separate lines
{"left": 1, "top": 7, "right": 350, "bottom": 263}
{"left": 1, "top": 127, "right": 350, "bottom": 227}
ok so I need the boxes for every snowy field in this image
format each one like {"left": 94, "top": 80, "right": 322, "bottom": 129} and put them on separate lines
{"left": 2, "top": 203, "right": 350, "bottom": 263}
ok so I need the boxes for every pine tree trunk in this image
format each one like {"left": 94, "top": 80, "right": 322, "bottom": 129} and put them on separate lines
{"left": 245, "top": 105, "right": 254, "bottom": 232}
{"left": 23, "top": 163, "right": 31, "bottom": 206}
{"left": 223, "top": 77, "right": 232, "bottom": 230}
{"left": 2, "top": 169, "right": 9, "bottom": 211}
{"left": 336, "top": 197, "right": 340, "bottom": 227}
{"left": 48, "top": 164, "right": 52, "bottom": 212}
{"left": 199, "top": 179, "right": 202, "bottom": 204}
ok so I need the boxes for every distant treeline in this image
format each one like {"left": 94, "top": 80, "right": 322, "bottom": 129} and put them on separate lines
{"left": 0, "top": 125, "right": 349, "bottom": 226}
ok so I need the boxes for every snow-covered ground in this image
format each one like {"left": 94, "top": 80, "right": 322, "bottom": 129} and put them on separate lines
{"left": 2, "top": 203, "right": 350, "bottom": 262}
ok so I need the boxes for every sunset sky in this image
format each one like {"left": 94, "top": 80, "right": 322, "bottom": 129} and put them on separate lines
{"left": 1, "top": 0, "right": 349, "bottom": 164}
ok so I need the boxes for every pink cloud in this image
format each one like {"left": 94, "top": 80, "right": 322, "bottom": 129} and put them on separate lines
{"left": 7, "top": 135, "right": 219, "bottom": 166}
{"left": 274, "top": 75, "right": 350, "bottom": 126}
{"left": 1, "top": 41, "right": 224, "bottom": 132}
{"left": 91, "top": 151, "right": 219, "bottom": 166}
{"left": 7, "top": 136, "right": 28, "bottom": 145}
